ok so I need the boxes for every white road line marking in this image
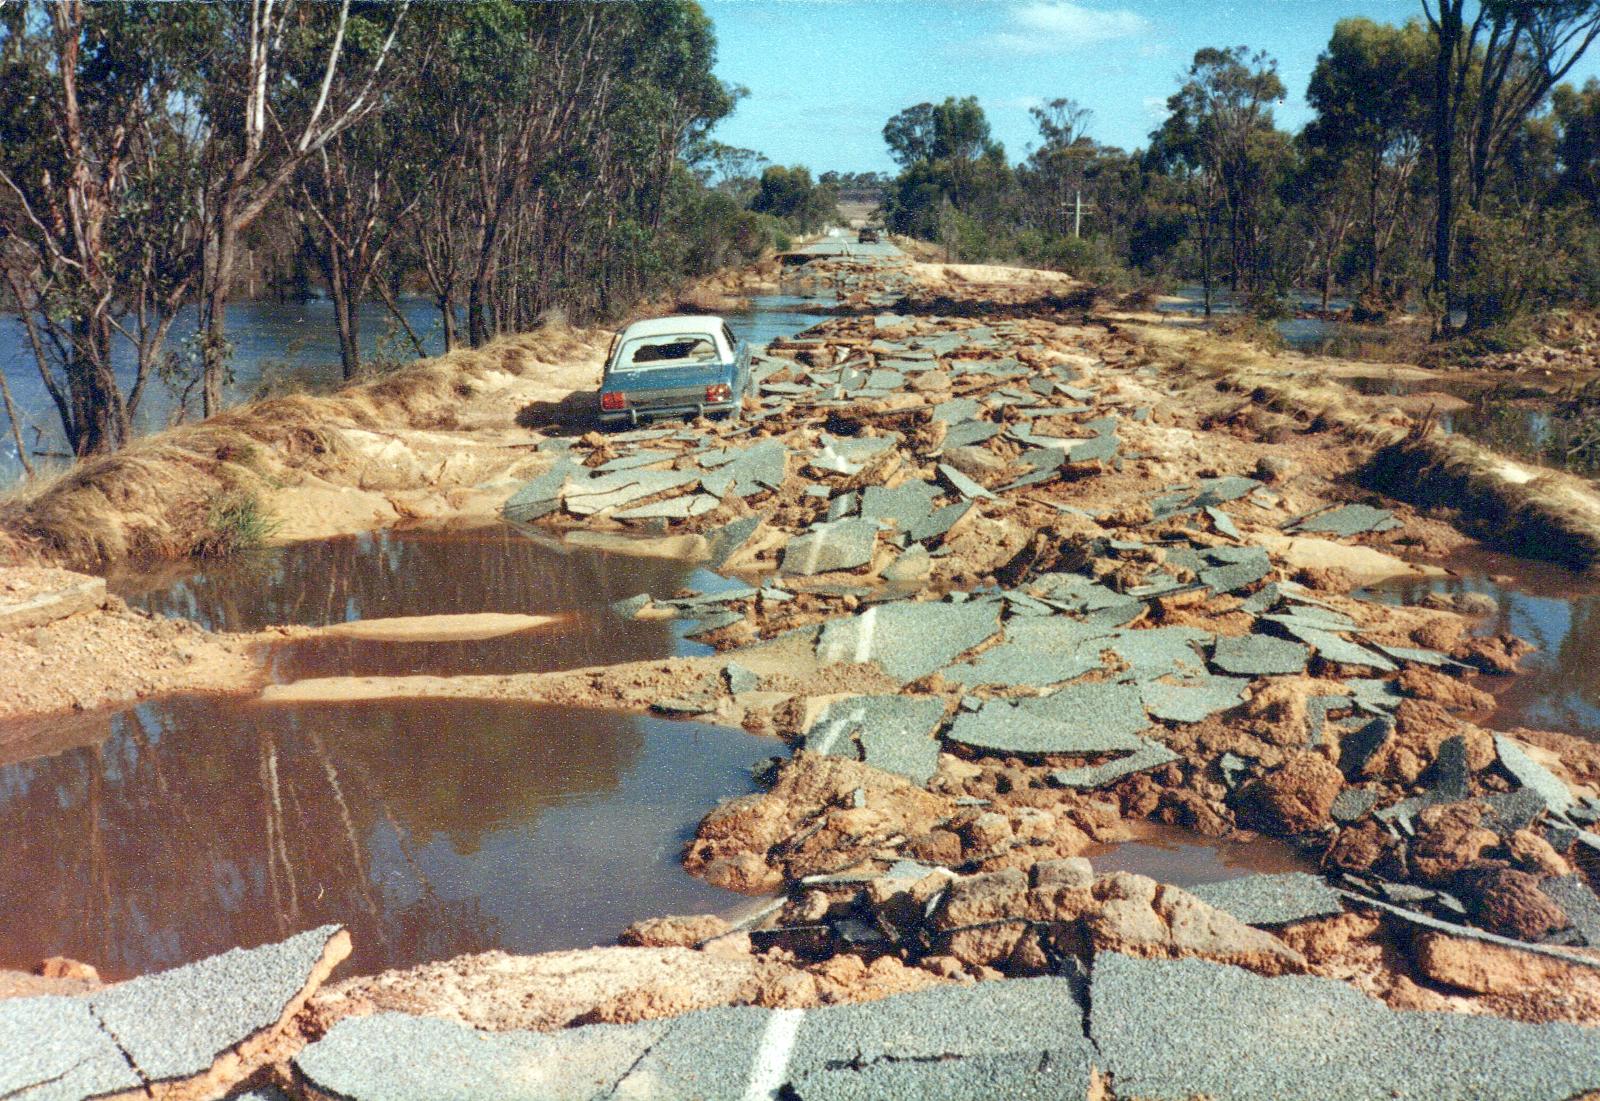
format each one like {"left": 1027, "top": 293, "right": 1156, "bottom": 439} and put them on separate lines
{"left": 742, "top": 1008, "right": 805, "bottom": 1101}
{"left": 853, "top": 605, "right": 877, "bottom": 664}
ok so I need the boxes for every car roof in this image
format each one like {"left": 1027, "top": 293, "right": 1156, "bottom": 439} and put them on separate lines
{"left": 617, "top": 315, "right": 729, "bottom": 339}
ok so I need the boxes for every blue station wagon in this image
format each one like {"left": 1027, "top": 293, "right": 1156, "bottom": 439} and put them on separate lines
{"left": 598, "top": 315, "right": 750, "bottom": 427}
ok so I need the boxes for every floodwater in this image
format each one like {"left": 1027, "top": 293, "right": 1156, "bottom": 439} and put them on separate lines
{"left": 0, "top": 528, "right": 781, "bottom": 979}
{"left": 1364, "top": 548, "right": 1600, "bottom": 740}
{"left": 0, "top": 695, "right": 771, "bottom": 980}
{"left": 110, "top": 526, "right": 717, "bottom": 680}
{"left": 1086, "top": 822, "right": 1315, "bottom": 886}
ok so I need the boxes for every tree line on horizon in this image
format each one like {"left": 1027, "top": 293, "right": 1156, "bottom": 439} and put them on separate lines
{"left": 877, "top": 4, "right": 1600, "bottom": 335}
{"left": 0, "top": 0, "right": 816, "bottom": 467}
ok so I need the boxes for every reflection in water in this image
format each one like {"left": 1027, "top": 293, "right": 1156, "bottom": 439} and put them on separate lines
{"left": 1085, "top": 822, "right": 1314, "bottom": 886}
{"left": 110, "top": 527, "right": 709, "bottom": 679}
{"left": 1365, "top": 552, "right": 1600, "bottom": 739}
{"left": 0, "top": 697, "right": 771, "bottom": 980}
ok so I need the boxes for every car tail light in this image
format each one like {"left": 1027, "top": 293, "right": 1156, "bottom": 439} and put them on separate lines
{"left": 600, "top": 391, "right": 626, "bottom": 411}
{"left": 705, "top": 383, "right": 731, "bottom": 402}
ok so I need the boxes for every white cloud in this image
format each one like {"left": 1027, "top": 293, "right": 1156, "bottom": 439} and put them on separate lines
{"left": 1142, "top": 94, "right": 1169, "bottom": 121}
{"left": 967, "top": 2, "right": 1151, "bottom": 57}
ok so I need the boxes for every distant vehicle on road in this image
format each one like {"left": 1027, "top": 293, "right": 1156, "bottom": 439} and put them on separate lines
{"left": 598, "top": 316, "right": 749, "bottom": 427}
{"left": 858, "top": 226, "right": 881, "bottom": 243}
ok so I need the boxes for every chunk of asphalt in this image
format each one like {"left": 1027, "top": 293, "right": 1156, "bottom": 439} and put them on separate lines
{"left": 948, "top": 696, "right": 1149, "bottom": 757}
{"left": 1374, "top": 643, "right": 1460, "bottom": 668}
{"left": 596, "top": 449, "right": 674, "bottom": 472}
{"left": 784, "top": 977, "right": 1090, "bottom": 1086}
{"left": 941, "top": 616, "right": 1111, "bottom": 688}
{"left": 614, "top": 493, "right": 719, "bottom": 520}
{"left": 1205, "top": 505, "right": 1242, "bottom": 540}
{"left": 1541, "top": 875, "right": 1600, "bottom": 946}
{"left": 706, "top": 515, "right": 763, "bottom": 571}
{"left": 826, "top": 491, "right": 859, "bottom": 522}
{"left": 1103, "top": 626, "right": 1213, "bottom": 681}
{"left": 936, "top": 463, "right": 995, "bottom": 501}
{"left": 944, "top": 420, "right": 1002, "bottom": 448}
{"left": 1273, "top": 621, "right": 1397, "bottom": 672}
{"left": 295, "top": 1011, "right": 667, "bottom": 1101}
{"left": 932, "top": 397, "right": 983, "bottom": 424}
{"left": 564, "top": 470, "right": 700, "bottom": 515}
{"left": 1289, "top": 503, "right": 1403, "bottom": 536}
{"left": 610, "top": 593, "right": 652, "bottom": 620}
{"left": 1331, "top": 787, "right": 1380, "bottom": 823}
{"left": 1495, "top": 734, "right": 1577, "bottom": 815}
{"left": 1186, "top": 873, "right": 1346, "bottom": 927}
{"left": 1211, "top": 635, "right": 1310, "bottom": 676}
{"left": 1422, "top": 735, "right": 1470, "bottom": 803}
{"left": 815, "top": 599, "right": 999, "bottom": 683}
{"left": 1306, "top": 695, "right": 1354, "bottom": 748}
{"left": 1239, "top": 582, "right": 1282, "bottom": 616}
{"left": 1090, "top": 950, "right": 1600, "bottom": 1101}
{"left": 91, "top": 924, "right": 348, "bottom": 1085}
{"left": 906, "top": 500, "right": 975, "bottom": 546}
{"left": 782, "top": 517, "right": 880, "bottom": 576}
{"left": 1066, "top": 433, "right": 1118, "bottom": 464}
{"left": 1351, "top": 895, "right": 1600, "bottom": 972}
{"left": 501, "top": 457, "right": 575, "bottom": 522}
{"left": 1141, "top": 676, "right": 1249, "bottom": 723}
{"left": 0, "top": 995, "right": 142, "bottom": 1100}
{"left": 1481, "top": 788, "right": 1551, "bottom": 835}
{"left": 1048, "top": 739, "right": 1179, "bottom": 789}
{"left": 723, "top": 662, "right": 760, "bottom": 695}
{"left": 860, "top": 481, "right": 942, "bottom": 532}
{"left": 785, "top": 1050, "right": 1086, "bottom": 1101}
{"left": 607, "top": 1005, "right": 779, "bottom": 1100}
{"left": 722, "top": 440, "right": 789, "bottom": 497}
{"left": 1198, "top": 553, "right": 1272, "bottom": 595}
{"left": 803, "top": 695, "right": 947, "bottom": 786}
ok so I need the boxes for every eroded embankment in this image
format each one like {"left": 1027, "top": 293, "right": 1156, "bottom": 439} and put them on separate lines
{"left": 1125, "top": 322, "right": 1600, "bottom": 573}
{"left": 0, "top": 322, "right": 609, "bottom": 571}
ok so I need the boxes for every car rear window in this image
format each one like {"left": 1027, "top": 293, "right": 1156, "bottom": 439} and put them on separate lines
{"left": 618, "top": 333, "right": 720, "bottom": 368}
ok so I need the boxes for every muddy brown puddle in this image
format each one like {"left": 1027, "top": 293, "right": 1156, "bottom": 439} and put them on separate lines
{"left": 1364, "top": 547, "right": 1600, "bottom": 739}
{"left": 0, "top": 527, "right": 778, "bottom": 979}
{"left": 110, "top": 525, "right": 719, "bottom": 680}
{"left": 0, "top": 695, "right": 772, "bottom": 980}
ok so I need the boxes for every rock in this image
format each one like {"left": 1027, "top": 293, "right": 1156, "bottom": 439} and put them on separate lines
{"left": 1082, "top": 873, "right": 1307, "bottom": 977}
{"left": 1455, "top": 867, "right": 1571, "bottom": 941}
{"left": 962, "top": 812, "right": 1014, "bottom": 854}
{"left": 1410, "top": 803, "right": 1498, "bottom": 883}
{"left": 619, "top": 914, "right": 733, "bottom": 949}
{"left": 1411, "top": 930, "right": 1600, "bottom": 996}
{"left": 1031, "top": 857, "right": 1094, "bottom": 890}
{"left": 1453, "top": 592, "right": 1500, "bottom": 618}
{"left": 1507, "top": 829, "right": 1573, "bottom": 878}
{"left": 1324, "top": 821, "right": 1398, "bottom": 875}
{"left": 1397, "top": 667, "right": 1495, "bottom": 712}
{"left": 34, "top": 956, "right": 99, "bottom": 982}
{"left": 1255, "top": 454, "right": 1294, "bottom": 483}
{"left": 1233, "top": 751, "right": 1343, "bottom": 835}
{"left": 934, "top": 869, "right": 1031, "bottom": 967}
{"left": 942, "top": 445, "right": 1006, "bottom": 479}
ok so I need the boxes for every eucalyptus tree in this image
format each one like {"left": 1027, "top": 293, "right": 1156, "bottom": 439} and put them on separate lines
{"left": 1149, "top": 47, "right": 1288, "bottom": 309}
{"left": 1421, "top": 0, "right": 1600, "bottom": 321}
{"left": 0, "top": 1, "right": 207, "bottom": 457}
{"left": 190, "top": 0, "right": 408, "bottom": 415}
{"left": 1305, "top": 19, "right": 1433, "bottom": 298}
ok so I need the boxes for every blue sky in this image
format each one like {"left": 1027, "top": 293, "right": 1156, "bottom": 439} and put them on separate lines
{"left": 705, "top": 0, "right": 1600, "bottom": 174}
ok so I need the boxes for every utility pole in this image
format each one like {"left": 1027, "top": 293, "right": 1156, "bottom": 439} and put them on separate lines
{"left": 1074, "top": 190, "right": 1082, "bottom": 239}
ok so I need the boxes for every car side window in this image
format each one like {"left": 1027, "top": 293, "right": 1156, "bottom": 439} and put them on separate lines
{"left": 722, "top": 324, "right": 738, "bottom": 356}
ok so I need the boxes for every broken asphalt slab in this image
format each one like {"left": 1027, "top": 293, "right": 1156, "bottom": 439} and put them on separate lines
{"left": 803, "top": 695, "right": 947, "bottom": 786}
{"left": 1, "top": 925, "right": 348, "bottom": 1101}
{"left": 1089, "top": 951, "right": 1600, "bottom": 1100}
{"left": 815, "top": 599, "right": 998, "bottom": 682}
{"left": 1186, "top": 872, "right": 1346, "bottom": 927}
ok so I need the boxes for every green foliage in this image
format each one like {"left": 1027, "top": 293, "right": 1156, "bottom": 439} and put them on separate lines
{"left": 196, "top": 490, "right": 279, "bottom": 556}
{"left": 747, "top": 165, "right": 839, "bottom": 233}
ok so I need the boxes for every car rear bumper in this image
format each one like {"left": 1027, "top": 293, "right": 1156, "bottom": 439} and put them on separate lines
{"left": 600, "top": 400, "right": 737, "bottom": 427}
